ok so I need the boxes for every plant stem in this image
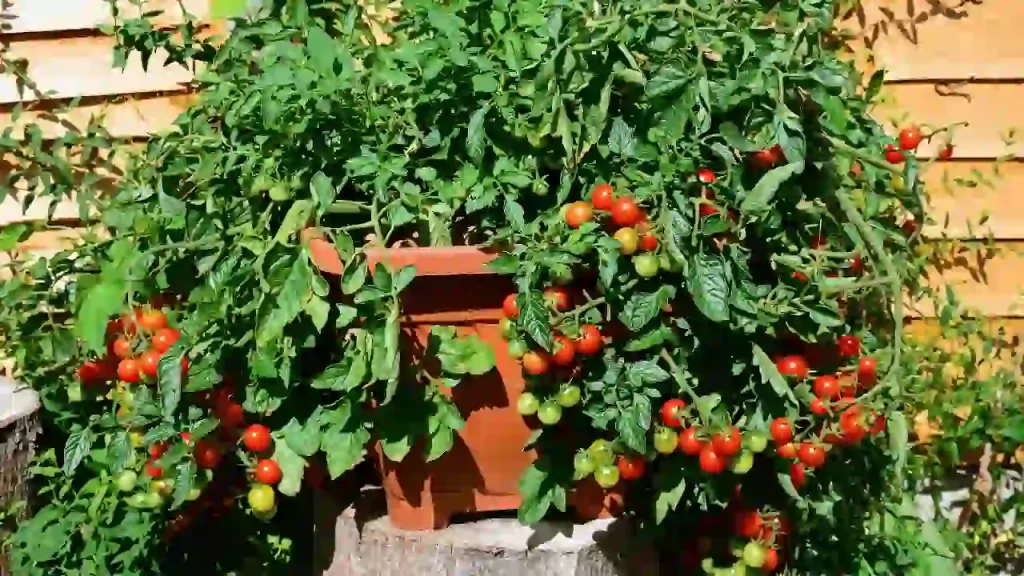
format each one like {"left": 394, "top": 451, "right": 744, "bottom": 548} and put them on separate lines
{"left": 825, "top": 134, "right": 899, "bottom": 175}
{"left": 658, "top": 349, "right": 705, "bottom": 421}
{"left": 145, "top": 237, "right": 220, "bottom": 255}
{"left": 370, "top": 196, "right": 385, "bottom": 242}
{"left": 555, "top": 279, "right": 638, "bottom": 322}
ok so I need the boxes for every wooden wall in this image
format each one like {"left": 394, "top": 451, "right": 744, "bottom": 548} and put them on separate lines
{"left": 1, "top": 0, "right": 1021, "bottom": 329}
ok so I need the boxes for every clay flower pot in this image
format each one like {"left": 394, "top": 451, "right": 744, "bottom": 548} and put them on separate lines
{"left": 307, "top": 237, "right": 537, "bottom": 530}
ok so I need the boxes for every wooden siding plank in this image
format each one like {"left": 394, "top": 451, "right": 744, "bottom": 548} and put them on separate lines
{"left": 922, "top": 161, "right": 1024, "bottom": 240}
{"left": 0, "top": 93, "right": 192, "bottom": 139}
{"left": 1, "top": 0, "right": 209, "bottom": 35}
{"left": 909, "top": 242, "right": 1024, "bottom": 318}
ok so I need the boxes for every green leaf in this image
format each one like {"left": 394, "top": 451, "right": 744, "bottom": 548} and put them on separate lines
{"left": 436, "top": 332, "right": 496, "bottom": 376}
{"left": 472, "top": 74, "right": 499, "bottom": 92}
{"left": 466, "top": 105, "right": 489, "bottom": 161}
{"left": 719, "top": 122, "right": 755, "bottom": 152}
{"left": 341, "top": 260, "right": 368, "bottom": 295}
{"left": 62, "top": 428, "right": 92, "bottom": 476}
{"left": 158, "top": 190, "right": 187, "bottom": 217}
{"left": 751, "top": 344, "right": 799, "bottom": 405}
{"left": 169, "top": 459, "right": 196, "bottom": 510}
{"left": 619, "top": 286, "right": 676, "bottom": 332}
{"left": 272, "top": 436, "right": 307, "bottom": 497}
{"left": 687, "top": 253, "right": 730, "bottom": 322}
{"left": 654, "top": 465, "right": 687, "bottom": 524}
{"left": 517, "top": 462, "right": 555, "bottom": 525}
{"left": 778, "top": 471, "right": 805, "bottom": 503}
{"left": 322, "top": 424, "right": 370, "bottom": 479}
{"left": 310, "top": 171, "right": 337, "bottom": 216}
{"left": 108, "top": 430, "right": 130, "bottom": 474}
{"left": 282, "top": 412, "right": 323, "bottom": 457}
{"left": 158, "top": 346, "right": 185, "bottom": 419}
{"left": 739, "top": 163, "right": 804, "bottom": 214}
{"left": 257, "top": 257, "right": 313, "bottom": 346}
{"left": 76, "top": 280, "right": 126, "bottom": 354}
{"left": 304, "top": 295, "right": 331, "bottom": 331}
{"left": 608, "top": 116, "right": 635, "bottom": 157}
{"left": 392, "top": 265, "right": 416, "bottom": 294}
{"left": 0, "top": 223, "right": 29, "bottom": 250}
{"left": 519, "top": 292, "right": 554, "bottom": 351}
{"left": 306, "top": 27, "right": 336, "bottom": 75}
{"left": 274, "top": 200, "right": 314, "bottom": 245}
{"left": 627, "top": 360, "right": 670, "bottom": 386}
{"left": 336, "top": 304, "right": 358, "bottom": 328}
{"left": 209, "top": 0, "right": 249, "bottom": 19}
{"left": 616, "top": 403, "right": 648, "bottom": 453}
{"left": 888, "top": 412, "right": 908, "bottom": 476}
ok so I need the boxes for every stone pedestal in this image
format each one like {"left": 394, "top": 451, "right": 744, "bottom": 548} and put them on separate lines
{"left": 319, "top": 488, "right": 658, "bottom": 576}
{"left": 0, "top": 377, "right": 41, "bottom": 576}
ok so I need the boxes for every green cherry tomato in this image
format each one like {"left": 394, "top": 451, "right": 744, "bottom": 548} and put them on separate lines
{"left": 508, "top": 339, "right": 529, "bottom": 359}
{"left": 730, "top": 451, "right": 755, "bottom": 475}
{"left": 268, "top": 183, "right": 293, "bottom": 202}
{"left": 589, "top": 440, "right": 616, "bottom": 467}
{"left": 746, "top": 433, "right": 769, "bottom": 454}
{"left": 556, "top": 384, "right": 581, "bottom": 408}
{"left": 653, "top": 427, "right": 679, "bottom": 455}
{"left": 186, "top": 487, "right": 202, "bottom": 502}
{"left": 633, "top": 253, "right": 660, "bottom": 278}
{"left": 594, "top": 465, "right": 621, "bottom": 489}
{"left": 499, "top": 317, "right": 516, "bottom": 339}
{"left": 150, "top": 479, "right": 174, "bottom": 496}
{"left": 116, "top": 471, "right": 138, "bottom": 493}
{"left": 574, "top": 451, "right": 596, "bottom": 478}
{"left": 743, "top": 542, "right": 767, "bottom": 569}
{"left": 516, "top": 392, "right": 540, "bottom": 416}
{"left": 144, "top": 491, "right": 165, "bottom": 509}
{"left": 248, "top": 484, "right": 277, "bottom": 514}
{"left": 537, "top": 402, "right": 563, "bottom": 426}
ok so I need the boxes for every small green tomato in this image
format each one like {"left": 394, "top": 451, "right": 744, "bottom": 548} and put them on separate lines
{"left": 589, "top": 440, "right": 615, "bottom": 467}
{"left": 653, "top": 427, "right": 679, "bottom": 455}
{"left": 730, "top": 451, "right": 755, "bottom": 475}
{"left": 507, "top": 339, "right": 529, "bottom": 359}
{"left": 555, "top": 384, "right": 581, "bottom": 408}
{"left": 746, "top": 433, "right": 769, "bottom": 454}
{"left": 115, "top": 471, "right": 138, "bottom": 493}
{"left": 594, "top": 465, "right": 620, "bottom": 489}
{"left": 537, "top": 402, "right": 563, "bottom": 426}
{"left": 516, "top": 392, "right": 540, "bottom": 416}
{"left": 633, "top": 254, "right": 660, "bottom": 278}
{"left": 743, "top": 542, "right": 766, "bottom": 569}
{"left": 573, "top": 451, "right": 596, "bottom": 477}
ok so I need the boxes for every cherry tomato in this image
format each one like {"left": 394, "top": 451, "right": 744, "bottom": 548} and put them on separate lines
{"left": 776, "top": 355, "right": 809, "bottom": 380}
{"left": 653, "top": 427, "right": 678, "bottom": 454}
{"left": 118, "top": 358, "right": 141, "bottom": 383}
{"left": 699, "top": 444, "right": 725, "bottom": 474}
{"left": 638, "top": 233, "right": 658, "bottom": 252}
{"left": 633, "top": 254, "right": 660, "bottom": 278}
{"left": 870, "top": 412, "right": 887, "bottom": 435}
{"left": 617, "top": 455, "right": 646, "bottom": 481}
{"left": 697, "top": 168, "right": 716, "bottom": 184}
{"left": 898, "top": 125, "right": 923, "bottom": 151}
{"left": 798, "top": 443, "right": 826, "bottom": 468}
{"left": 762, "top": 548, "right": 780, "bottom": 572}
{"left": 792, "top": 271, "right": 809, "bottom": 283}
{"left": 614, "top": 227, "right": 639, "bottom": 255}
{"left": 522, "top": 351, "right": 551, "bottom": 376}
{"left": 502, "top": 294, "right": 520, "bottom": 318}
{"left": 517, "top": 392, "right": 540, "bottom": 416}
{"left": 770, "top": 418, "right": 793, "bottom": 445}
{"left": 660, "top": 399, "right": 687, "bottom": 428}
{"left": 180, "top": 432, "right": 194, "bottom": 446}
{"left": 902, "top": 218, "right": 918, "bottom": 236}
{"left": 248, "top": 484, "right": 276, "bottom": 514}
{"left": 575, "top": 324, "right": 602, "bottom": 356}
{"left": 551, "top": 335, "right": 576, "bottom": 366}
{"left": 698, "top": 189, "right": 720, "bottom": 217}
{"left": 151, "top": 328, "right": 180, "bottom": 354}
{"left": 574, "top": 451, "right": 595, "bottom": 476}
{"left": 789, "top": 462, "right": 807, "bottom": 489}
{"left": 938, "top": 144, "right": 954, "bottom": 160}
{"left": 610, "top": 197, "right": 642, "bottom": 227}
{"left": 858, "top": 356, "right": 878, "bottom": 386}
{"left": 839, "top": 408, "right": 868, "bottom": 445}
{"left": 499, "top": 317, "right": 515, "bottom": 339}
{"left": 746, "top": 433, "right": 769, "bottom": 453}
{"left": 138, "top": 309, "right": 168, "bottom": 332}
{"left": 735, "top": 509, "right": 763, "bottom": 538}
{"left": 743, "top": 542, "right": 767, "bottom": 568}
{"left": 712, "top": 427, "right": 742, "bottom": 457}
{"left": 556, "top": 384, "right": 581, "bottom": 408}
{"left": 218, "top": 401, "right": 245, "bottom": 430}
{"left": 589, "top": 440, "right": 616, "bottom": 466}
{"left": 139, "top": 350, "right": 162, "bottom": 379}
{"left": 194, "top": 441, "right": 222, "bottom": 470}
{"left": 679, "top": 427, "right": 704, "bottom": 455}
{"left": 77, "top": 361, "right": 106, "bottom": 385}
{"left": 848, "top": 253, "right": 864, "bottom": 276}
{"left": 116, "top": 470, "right": 138, "bottom": 492}
{"left": 810, "top": 398, "right": 828, "bottom": 415}
{"left": 565, "top": 201, "right": 594, "bottom": 229}
{"left": 507, "top": 339, "right": 529, "bottom": 359}
{"left": 594, "top": 465, "right": 621, "bottom": 489}
{"left": 537, "top": 402, "right": 562, "bottom": 426}
{"left": 730, "top": 451, "right": 755, "bottom": 474}
{"left": 836, "top": 335, "right": 860, "bottom": 357}
{"left": 112, "top": 337, "right": 134, "bottom": 359}
{"left": 812, "top": 375, "right": 841, "bottom": 400}
{"left": 884, "top": 144, "right": 905, "bottom": 164}
{"left": 591, "top": 183, "right": 614, "bottom": 210}
{"left": 254, "top": 459, "right": 282, "bottom": 485}
{"left": 243, "top": 424, "right": 273, "bottom": 453}
{"left": 751, "top": 145, "right": 783, "bottom": 170}
{"left": 149, "top": 442, "right": 168, "bottom": 459}
{"left": 145, "top": 461, "right": 164, "bottom": 478}
{"left": 544, "top": 287, "right": 571, "bottom": 311}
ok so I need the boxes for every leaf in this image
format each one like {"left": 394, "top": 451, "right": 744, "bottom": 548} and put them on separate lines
{"left": 687, "top": 254, "right": 730, "bottom": 322}
{"left": 519, "top": 292, "right": 554, "bottom": 351}
{"left": 619, "top": 286, "right": 675, "bottom": 332}
{"left": 272, "top": 436, "right": 307, "bottom": 497}
{"left": 158, "top": 190, "right": 187, "bottom": 217}
{"left": 778, "top": 471, "right": 805, "bottom": 503}
{"left": 654, "top": 465, "right": 687, "bottom": 524}
{"left": 169, "top": 460, "right": 196, "bottom": 510}
{"left": 0, "top": 223, "right": 29, "bottom": 250}
{"left": 437, "top": 333, "right": 496, "bottom": 376}
{"left": 62, "top": 428, "right": 92, "bottom": 476}
{"left": 76, "top": 280, "right": 126, "bottom": 354}
{"left": 624, "top": 325, "right": 674, "bottom": 352}
{"left": 257, "top": 257, "right": 313, "bottom": 346}
{"left": 304, "top": 295, "right": 331, "bottom": 331}
{"left": 306, "top": 27, "right": 336, "bottom": 75}
{"left": 282, "top": 412, "right": 323, "bottom": 457}
{"left": 336, "top": 304, "right": 358, "bottom": 328}
{"left": 273, "top": 200, "right": 314, "bottom": 245}
{"left": 719, "top": 122, "right": 755, "bottom": 152}
{"left": 627, "top": 361, "right": 671, "bottom": 386}
{"left": 739, "top": 163, "right": 804, "bottom": 214}
{"left": 616, "top": 404, "right": 648, "bottom": 453}
{"left": 472, "top": 74, "right": 499, "bottom": 92}
{"left": 608, "top": 116, "right": 635, "bottom": 157}
{"left": 341, "top": 260, "right": 368, "bottom": 295}
{"left": 517, "top": 462, "right": 554, "bottom": 525}
{"left": 466, "top": 105, "right": 490, "bottom": 161}
{"left": 310, "top": 171, "right": 337, "bottom": 216}
{"left": 108, "top": 430, "right": 131, "bottom": 474}
{"left": 158, "top": 346, "right": 185, "bottom": 419}
{"left": 751, "top": 344, "right": 799, "bottom": 405}
{"left": 209, "top": 0, "right": 248, "bottom": 18}
{"left": 392, "top": 265, "right": 417, "bottom": 294}
{"left": 888, "top": 412, "right": 908, "bottom": 476}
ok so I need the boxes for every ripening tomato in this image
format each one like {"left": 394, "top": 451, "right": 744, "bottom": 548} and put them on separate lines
{"left": 638, "top": 233, "right": 658, "bottom": 252}
{"left": 678, "top": 427, "right": 704, "bottom": 455}
{"left": 660, "top": 398, "right": 687, "bottom": 428}
{"left": 617, "top": 455, "right": 646, "bottom": 481}
{"left": 696, "top": 168, "right": 716, "bottom": 184}
{"left": 810, "top": 398, "right": 828, "bottom": 416}
{"left": 858, "top": 356, "right": 878, "bottom": 386}
{"left": 898, "top": 125, "right": 923, "bottom": 151}
{"left": 118, "top": 358, "right": 141, "bottom": 383}
{"left": 151, "top": 328, "right": 180, "bottom": 354}
{"left": 812, "top": 375, "right": 841, "bottom": 400}
{"left": 938, "top": 144, "right": 954, "bottom": 160}
{"left": 576, "top": 324, "right": 602, "bottom": 356}
{"left": 248, "top": 484, "right": 276, "bottom": 514}
{"left": 790, "top": 462, "right": 807, "bottom": 489}
{"left": 653, "top": 427, "right": 678, "bottom": 454}
{"left": 614, "top": 227, "right": 639, "bottom": 255}
{"left": 870, "top": 412, "right": 887, "bottom": 435}
{"left": 884, "top": 144, "right": 905, "bottom": 164}
{"left": 699, "top": 444, "right": 725, "bottom": 474}
{"left": 522, "top": 351, "right": 551, "bottom": 376}
{"left": 550, "top": 335, "right": 576, "bottom": 367}
{"left": 139, "top": 350, "right": 162, "bottom": 379}
{"left": 762, "top": 547, "right": 780, "bottom": 572}
{"left": 254, "top": 459, "right": 282, "bottom": 485}
{"left": 798, "top": 443, "right": 826, "bottom": 468}
{"left": 145, "top": 460, "right": 164, "bottom": 478}
{"left": 836, "top": 335, "right": 860, "bottom": 357}
{"left": 751, "top": 145, "right": 784, "bottom": 170}
{"left": 594, "top": 465, "right": 621, "bottom": 489}
{"left": 138, "top": 309, "right": 168, "bottom": 332}
{"left": 243, "top": 424, "right": 273, "bottom": 453}
{"left": 194, "top": 441, "right": 222, "bottom": 469}
{"left": 544, "top": 287, "right": 571, "bottom": 312}
{"left": 565, "top": 201, "right": 594, "bottom": 229}
{"left": 610, "top": 197, "right": 642, "bottom": 227}
{"left": 112, "top": 337, "right": 134, "bottom": 359}
{"left": 698, "top": 189, "right": 720, "bottom": 217}
{"left": 502, "top": 294, "right": 520, "bottom": 319}
{"left": 776, "top": 355, "right": 809, "bottom": 380}
{"left": 712, "top": 427, "right": 742, "bottom": 457}
{"left": 770, "top": 418, "right": 793, "bottom": 445}
{"left": 591, "top": 183, "right": 614, "bottom": 210}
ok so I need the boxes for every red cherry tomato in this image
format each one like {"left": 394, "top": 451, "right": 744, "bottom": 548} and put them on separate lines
{"left": 812, "top": 375, "right": 841, "bottom": 400}
{"left": 751, "top": 145, "right": 784, "bottom": 170}
{"left": 762, "top": 547, "right": 780, "bottom": 572}
{"left": 591, "top": 184, "right": 614, "bottom": 210}
{"left": 776, "top": 355, "right": 809, "bottom": 380}
{"left": 902, "top": 219, "right": 918, "bottom": 236}
{"left": 502, "top": 294, "right": 520, "bottom": 319}
{"left": 617, "top": 455, "right": 647, "bottom": 481}
{"left": 610, "top": 197, "right": 642, "bottom": 227}
{"left": 112, "top": 337, "right": 133, "bottom": 359}
{"left": 77, "top": 361, "right": 105, "bottom": 385}
{"left": 884, "top": 144, "right": 905, "bottom": 164}
{"left": 180, "top": 432, "right": 194, "bottom": 446}
{"left": 660, "top": 398, "right": 687, "bottom": 428}
{"left": 151, "top": 328, "right": 180, "bottom": 354}
{"left": 117, "top": 358, "right": 141, "bottom": 383}
{"left": 712, "top": 427, "right": 742, "bottom": 457}
{"left": 544, "top": 287, "right": 571, "bottom": 312}
{"left": 138, "top": 309, "right": 168, "bottom": 332}
{"left": 575, "top": 324, "right": 602, "bottom": 356}
{"left": 254, "top": 459, "right": 283, "bottom": 485}
{"left": 242, "top": 424, "right": 273, "bottom": 453}
{"left": 777, "top": 442, "right": 798, "bottom": 459}
{"left": 898, "top": 125, "right": 923, "bottom": 151}
{"left": 638, "top": 233, "right": 658, "bottom": 252}
{"left": 870, "top": 412, "right": 887, "bottom": 435}
{"left": 140, "top": 350, "right": 162, "bottom": 379}
{"left": 790, "top": 462, "right": 807, "bottom": 489}
{"left": 836, "top": 335, "right": 860, "bottom": 357}
{"left": 858, "top": 356, "right": 878, "bottom": 387}
{"left": 551, "top": 335, "right": 576, "bottom": 366}
{"left": 522, "top": 351, "right": 551, "bottom": 376}
{"left": 735, "top": 509, "right": 763, "bottom": 538}
{"left": 696, "top": 168, "right": 716, "bottom": 184}
{"left": 678, "top": 427, "right": 704, "bottom": 455}
{"left": 848, "top": 253, "right": 864, "bottom": 276}
{"left": 699, "top": 444, "right": 725, "bottom": 474}
{"left": 810, "top": 398, "right": 828, "bottom": 416}
{"left": 938, "top": 144, "right": 954, "bottom": 160}
{"left": 565, "top": 201, "right": 594, "bottom": 229}
{"left": 769, "top": 417, "right": 792, "bottom": 445}
{"left": 218, "top": 401, "right": 245, "bottom": 430}
{"left": 194, "top": 441, "right": 222, "bottom": 470}
{"left": 798, "top": 443, "right": 826, "bottom": 468}
{"left": 145, "top": 461, "right": 164, "bottom": 478}
{"left": 149, "top": 442, "right": 168, "bottom": 459}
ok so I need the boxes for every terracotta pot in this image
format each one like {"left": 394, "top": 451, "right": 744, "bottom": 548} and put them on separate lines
{"left": 310, "top": 241, "right": 537, "bottom": 530}
{"left": 570, "top": 478, "right": 626, "bottom": 522}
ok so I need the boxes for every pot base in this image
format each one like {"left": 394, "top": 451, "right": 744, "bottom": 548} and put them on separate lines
{"left": 383, "top": 489, "right": 522, "bottom": 531}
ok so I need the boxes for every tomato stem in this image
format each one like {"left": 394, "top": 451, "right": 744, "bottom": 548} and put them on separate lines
{"left": 657, "top": 349, "right": 704, "bottom": 416}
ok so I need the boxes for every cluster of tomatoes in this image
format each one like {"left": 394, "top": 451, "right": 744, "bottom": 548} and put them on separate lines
{"left": 884, "top": 124, "right": 953, "bottom": 164}
{"left": 681, "top": 504, "right": 789, "bottom": 573}
{"left": 77, "top": 305, "right": 182, "bottom": 389}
